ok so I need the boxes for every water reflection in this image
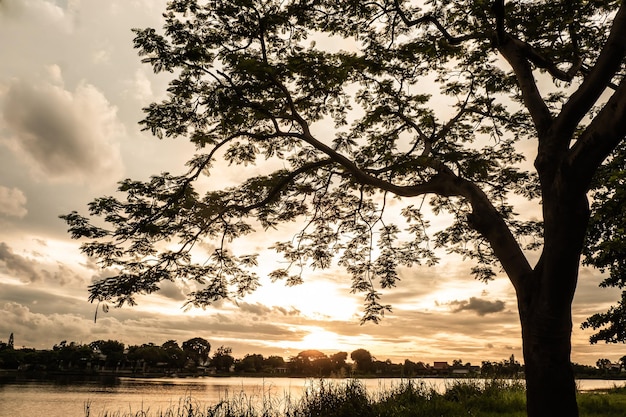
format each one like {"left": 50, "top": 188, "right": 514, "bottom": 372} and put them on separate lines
{"left": 0, "top": 377, "right": 624, "bottom": 417}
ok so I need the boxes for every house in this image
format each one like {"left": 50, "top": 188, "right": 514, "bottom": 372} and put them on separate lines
{"left": 432, "top": 361, "right": 449, "bottom": 375}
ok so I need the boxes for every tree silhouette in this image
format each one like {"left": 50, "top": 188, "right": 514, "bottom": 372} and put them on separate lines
{"left": 182, "top": 337, "right": 211, "bottom": 366}
{"left": 351, "top": 349, "right": 373, "bottom": 373}
{"left": 211, "top": 345, "right": 234, "bottom": 372}
{"left": 583, "top": 140, "right": 626, "bottom": 345}
{"left": 61, "top": 1, "right": 626, "bottom": 415}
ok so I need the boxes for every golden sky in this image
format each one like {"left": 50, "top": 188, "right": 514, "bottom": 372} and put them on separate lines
{"left": 0, "top": 0, "right": 623, "bottom": 367}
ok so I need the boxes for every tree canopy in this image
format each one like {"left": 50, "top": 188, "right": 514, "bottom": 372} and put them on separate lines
{"left": 62, "top": 1, "right": 626, "bottom": 416}
{"left": 583, "top": 141, "right": 626, "bottom": 344}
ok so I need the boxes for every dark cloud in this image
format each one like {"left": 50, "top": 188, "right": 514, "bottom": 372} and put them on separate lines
{"left": 0, "top": 185, "right": 27, "bottom": 217}
{"left": 157, "top": 280, "right": 187, "bottom": 301}
{"left": 0, "top": 242, "right": 43, "bottom": 282}
{"left": 1, "top": 79, "right": 123, "bottom": 183}
{"left": 449, "top": 297, "right": 505, "bottom": 316}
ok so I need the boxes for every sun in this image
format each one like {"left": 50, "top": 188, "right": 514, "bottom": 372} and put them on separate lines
{"left": 301, "top": 327, "right": 342, "bottom": 350}
{"left": 271, "top": 326, "right": 345, "bottom": 352}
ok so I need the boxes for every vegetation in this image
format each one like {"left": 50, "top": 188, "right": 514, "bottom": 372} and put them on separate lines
{"left": 0, "top": 337, "right": 533, "bottom": 378}
{"left": 61, "top": 0, "right": 626, "bottom": 415}
{"left": 83, "top": 379, "right": 626, "bottom": 417}
{"left": 2, "top": 336, "right": 624, "bottom": 381}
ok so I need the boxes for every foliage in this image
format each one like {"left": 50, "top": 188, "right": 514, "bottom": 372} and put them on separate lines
{"left": 61, "top": 1, "right": 626, "bottom": 413}
{"left": 182, "top": 337, "right": 211, "bottom": 366}
{"left": 59, "top": 0, "right": 562, "bottom": 320}
{"left": 583, "top": 141, "right": 626, "bottom": 343}
{"left": 211, "top": 346, "right": 235, "bottom": 372}
{"left": 287, "top": 350, "right": 349, "bottom": 376}
{"left": 350, "top": 348, "right": 373, "bottom": 373}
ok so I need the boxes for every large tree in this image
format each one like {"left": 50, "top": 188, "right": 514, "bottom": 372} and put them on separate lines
{"left": 62, "top": 1, "right": 626, "bottom": 416}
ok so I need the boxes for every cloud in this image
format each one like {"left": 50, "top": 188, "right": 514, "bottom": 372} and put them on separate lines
{"left": 0, "top": 301, "right": 93, "bottom": 348}
{"left": 157, "top": 280, "right": 187, "bottom": 302}
{"left": 449, "top": 297, "right": 506, "bottom": 316}
{"left": 125, "top": 69, "right": 154, "bottom": 102}
{"left": 0, "top": 186, "right": 27, "bottom": 217}
{"left": 0, "top": 0, "right": 76, "bottom": 32}
{"left": 0, "top": 242, "right": 43, "bottom": 283}
{"left": 1, "top": 78, "right": 124, "bottom": 184}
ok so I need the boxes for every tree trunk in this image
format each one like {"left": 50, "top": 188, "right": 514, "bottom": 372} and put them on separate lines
{"left": 516, "top": 179, "right": 589, "bottom": 417}
{"left": 520, "top": 297, "right": 578, "bottom": 417}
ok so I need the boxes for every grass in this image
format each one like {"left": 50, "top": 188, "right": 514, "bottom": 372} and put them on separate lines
{"left": 84, "top": 378, "right": 626, "bottom": 417}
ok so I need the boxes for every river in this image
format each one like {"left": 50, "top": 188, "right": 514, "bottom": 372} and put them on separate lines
{"left": 1, "top": 376, "right": 624, "bottom": 417}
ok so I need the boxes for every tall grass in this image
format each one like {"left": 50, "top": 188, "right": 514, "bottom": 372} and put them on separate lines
{"left": 85, "top": 378, "right": 626, "bottom": 417}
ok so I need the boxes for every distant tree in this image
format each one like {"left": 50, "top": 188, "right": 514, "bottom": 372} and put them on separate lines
{"left": 350, "top": 349, "right": 373, "bottom": 373}
{"left": 298, "top": 350, "right": 327, "bottom": 361}
{"left": 235, "top": 353, "right": 264, "bottom": 372}
{"left": 403, "top": 359, "right": 429, "bottom": 376}
{"left": 211, "top": 346, "right": 234, "bottom": 372}
{"left": 90, "top": 340, "right": 125, "bottom": 369}
{"left": 61, "top": 1, "right": 626, "bottom": 415}
{"left": 182, "top": 337, "right": 211, "bottom": 366}
{"left": 330, "top": 351, "right": 348, "bottom": 373}
{"left": 54, "top": 342, "right": 94, "bottom": 370}
{"left": 161, "top": 340, "right": 186, "bottom": 369}
{"left": 0, "top": 349, "right": 26, "bottom": 369}
{"left": 596, "top": 358, "right": 612, "bottom": 372}
{"left": 127, "top": 343, "right": 168, "bottom": 368}
{"left": 288, "top": 350, "right": 327, "bottom": 375}
{"left": 571, "top": 362, "right": 600, "bottom": 377}
{"left": 372, "top": 359, "right": 398, "bottom": 375}
{"left": 481, "top": 360, "right": 495, "bottom": 376}
{"left": 311, "top": 356, "right": 333, "bottom": 376}
{"left": 263, "top": 355, "right": 285, "bottom": 371}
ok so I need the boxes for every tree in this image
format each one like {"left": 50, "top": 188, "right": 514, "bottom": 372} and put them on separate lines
{"left": 582, "top": 140, "right": 626, "bottom": 343}
{"left": 89, "top": 340, "right": 125, "bottom": 369}
{"left": 60, "top": 1, "right": 626, "bottom": 415}
{"left": 182, "top": 337, "right": 211, "bottom": 366}
{"left": 127, "top": 343, "right": 168, "bottom": 369}
{"left": 350, "top": 349, "right": 373, "bottom": 374}
{"left": 263, "top": 355, "right": 285, "bottom": 371}
{"left": 162, "top": 340, "right": 187, "bottom": 369}
{"left": 235, "top": 353, "right": 264, "bottom": 372}
{"left": 211, "top": 346, "right": 234, "bottom": 372}
{"left": 288, "top": 349, "right": 328, "bottom": 375}
{"left": 330, "top": 351, "right": 348, "bottom": 374}
{"left": 596, "top": 357, "right": 612, "bottom": 375}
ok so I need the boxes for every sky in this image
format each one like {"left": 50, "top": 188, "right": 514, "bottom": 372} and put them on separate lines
{"left": 0, "top": 0, "right": 624, "bottom": 367}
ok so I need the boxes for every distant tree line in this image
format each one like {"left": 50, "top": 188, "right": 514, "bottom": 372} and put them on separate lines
{"left": 0, "top": 336, "right": 622, "bottom": 379}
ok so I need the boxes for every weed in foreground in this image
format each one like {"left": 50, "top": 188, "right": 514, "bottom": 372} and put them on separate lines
{"left": 85, "top": 378, "right": 626, "bottom": 417}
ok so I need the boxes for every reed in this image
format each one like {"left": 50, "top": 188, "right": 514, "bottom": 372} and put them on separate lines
{"left": 85, "top": 378, "right": 626, "bottom": 417}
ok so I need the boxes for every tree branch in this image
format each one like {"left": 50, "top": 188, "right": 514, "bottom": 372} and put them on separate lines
{"left": 555, "top": 3, "right": 626, "bottom": 140}
{"left": 393, "top": 0, "right": 482, "bottom": 45}
{"left": 569, "top": 75, "right": 626, "bottom": 190}
{"left": 492, "top": 3, "right": 552, "bottom": 135}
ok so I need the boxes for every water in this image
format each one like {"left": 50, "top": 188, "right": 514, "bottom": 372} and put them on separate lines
{"left": 0, "top": 376, "right": 623, "bottom": 417}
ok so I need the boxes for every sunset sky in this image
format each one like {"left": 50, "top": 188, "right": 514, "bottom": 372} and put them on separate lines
{"left": 0, "top": 0, "right": 624, "bottom": 367}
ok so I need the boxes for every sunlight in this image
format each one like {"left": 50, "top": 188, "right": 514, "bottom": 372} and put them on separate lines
{"left": 301, "top": 327, "right": 341, "bottom": 350}
{"left": 271, "top": 326, "right": 346, "bottom": 352}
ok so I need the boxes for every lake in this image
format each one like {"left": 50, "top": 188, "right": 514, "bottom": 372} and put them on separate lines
{"left": 1, "top": 376, "right": 624, "bottom": 417}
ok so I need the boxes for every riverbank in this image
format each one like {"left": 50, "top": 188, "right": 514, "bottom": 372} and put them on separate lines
{"left": 3, "top": 375, "right": 626, "bottom": 417}
{"left": 82, "top": 379, "right": 626, "bottom": 417}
